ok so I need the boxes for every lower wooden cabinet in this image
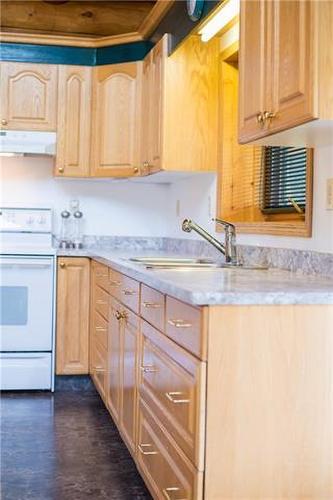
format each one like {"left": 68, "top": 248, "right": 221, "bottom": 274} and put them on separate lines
{"left": 108, "top": 297, "right": 139, "bottom": 454}
{"left": 56, "top": 257, "right": 90, "bottom": 374}
{"left": 137, "top": 398, "right": 203, "bottom": 500}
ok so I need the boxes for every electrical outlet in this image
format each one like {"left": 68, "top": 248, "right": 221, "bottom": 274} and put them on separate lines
{"left": 327, "top": 178, "right": 333, "bottom": 210}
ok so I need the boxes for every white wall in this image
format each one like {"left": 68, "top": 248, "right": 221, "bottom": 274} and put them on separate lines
{"left": 167, "top": 146, "right": 333, "bottom": 253}
{"left": 0, "top": 157, "right": 169, "bottom": 237}
{"left": 1, "top": 146, "right": 332, "bottom": 253}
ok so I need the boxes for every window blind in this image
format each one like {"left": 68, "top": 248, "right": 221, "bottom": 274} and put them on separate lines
{"left": 260, "top": 147, "right": 308, "bottom": 214}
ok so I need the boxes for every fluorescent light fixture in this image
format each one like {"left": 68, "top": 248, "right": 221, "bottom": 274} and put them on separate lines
{"left": 199, "top": 0, "right": 240, "bottom": 42}
{"left": 0, "top": 152, "right": 21, "bottom": 157}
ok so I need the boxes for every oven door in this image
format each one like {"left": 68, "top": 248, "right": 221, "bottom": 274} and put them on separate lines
{"left": 0, "top": 256, "right": 54, "bottom": 352}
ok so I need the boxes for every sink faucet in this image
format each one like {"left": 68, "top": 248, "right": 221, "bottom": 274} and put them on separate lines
{"left": 182, "top": 218, "right": 238, "bottom": 264}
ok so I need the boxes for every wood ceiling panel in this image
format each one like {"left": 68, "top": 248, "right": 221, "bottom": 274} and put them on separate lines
{"left": 0, "top": 1, "right": 157, "bottom": 37}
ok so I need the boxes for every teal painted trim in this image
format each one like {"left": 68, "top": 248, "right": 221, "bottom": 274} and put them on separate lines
{"left": 0, "top": 41, "right": 154, "bottom": 66}
{"left": 0, "top": 43, "right": 96, "bottom": 65}
{"left": 96, "top": 41, "right": 153, "bottom": 65}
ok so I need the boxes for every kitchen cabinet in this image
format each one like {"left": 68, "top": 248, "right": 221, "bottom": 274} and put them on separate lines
{"left": 0, "top": 62, "right": 58, "bottom": 131}
{"left": 55, "top": 65, "right": 92, "bottom": 177}
{"left": 56, "top": 257, "right": 90, "bottom": 374}
{"left": 90, "top": 62, "right": 142, "bottom": 177}
{"left": 87, "top": 260, "right": 333, "bottom": 500}
{"left": 239, "top": 0, "right": 333, "bottom": 146}
{"left": 140, "top": 34, "right": 219, "bottom": 173}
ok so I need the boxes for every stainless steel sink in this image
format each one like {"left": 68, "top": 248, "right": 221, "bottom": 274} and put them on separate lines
{"left": 128, "top": 257, "right": 268, "bottom": 271}
{"left": 128, "top": 257, "right": 219, "bottom": 268}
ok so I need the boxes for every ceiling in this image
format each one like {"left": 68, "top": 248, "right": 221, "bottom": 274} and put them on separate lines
{"left": 0, "top": 1, "right": 158, "bottom": 38}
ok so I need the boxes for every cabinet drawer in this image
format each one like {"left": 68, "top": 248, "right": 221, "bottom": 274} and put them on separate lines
{"left": 92, "top": 310, "right": 108, "bottom": 351}
{"left": 140, "top": 284, "right": 165, "bottom": 332}
{"left": 120, "top": 274, "right": 140, "bottom": 313}
{"left": 140, "top": 320, "right": 206, "bottom": 469}
{"left": 91, "top": 339, "right": 107, "bottom": 400}
{"left": 166, "top": 297, "right": 206, "bottom": 360}
{"left": 93, "top": 262, "right": 110, "bottom": 292}
{"left": 108, "top": 268, "right": 122, "bottom": 297}
{"left": 137, "top": 398, "right": 203, "bottom": 500}
{"left": 95, "top": 286, "right": 109, "bottom": 320}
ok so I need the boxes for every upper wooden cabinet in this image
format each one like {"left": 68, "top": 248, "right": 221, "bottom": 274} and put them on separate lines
{"left": 56, "top": 257, "right": 90, "bottom": 375}
{"left": 0, "top": 62, "right": 58, "bottom": 131}
{"left": 90, "top": 62, "right": 142, "bottom": 178}
{"left": 239, "top": 0, "right": 333, "bottom": 146}
{"left": 55, "top": 65, "right": 92, "bottom": 177}
{"left": 140, "top": 34, "right": 219, "bottom": 173}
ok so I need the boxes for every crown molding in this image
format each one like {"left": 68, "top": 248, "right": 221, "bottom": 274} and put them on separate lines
{"left": 0, "top": 0, "right": 176, "bottom": 48}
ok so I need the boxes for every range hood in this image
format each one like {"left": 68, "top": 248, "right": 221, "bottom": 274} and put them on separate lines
{"left": 0, "top": 130, "right": 56, "bottom": 156}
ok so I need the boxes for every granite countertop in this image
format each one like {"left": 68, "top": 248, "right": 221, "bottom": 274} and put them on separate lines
{"left": 57, "top": 247, "right": 333, "bottom": 306}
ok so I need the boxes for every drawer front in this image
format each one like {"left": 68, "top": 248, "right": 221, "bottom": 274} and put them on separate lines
{"left": 92, "top": 310, "right": 108, "bottom": 351}
{"left": 95, "top": 286, "right": 109, "bottom": 320}
{"left": 140, "top": 321, "right": 206, "bottom": 469}
{"left": 166, "top": 297, "right": 205, "bottom": 359}
{"left": 108, "top": 268, "right": 123, "bottom": 298}
{"left": 141, "top": 284, "right": 165, "bottom": 332}
{"left": 91, "top": 339, "right": 107, "bottom": 400}
{"left": 93, "top": 261, "right": 109, "bottom": 292}
{"left": 120, "top": 274, "right": 140, "bottom": 313}
{"left": 137, "top": 398, "right": 202, "bottom": 500}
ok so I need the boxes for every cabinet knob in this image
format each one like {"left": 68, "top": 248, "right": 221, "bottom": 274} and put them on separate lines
{"left": 263, "top": 111, "right": 276, "bottom": 121}
{"left": 58, "top": 167, "right": 64, "bottom": 174}
{"left": 256, "top": 113, "right": 264, "bottom": 125}
{"left": 142, "top": 161, "right": 149, "bottom": 168}
{"left": 1, "top": 119, "right": 8, "bottom": 126}
{"left": 59, "top": 262, "right": 66, "bottom": 268}
{"left": 133, "top": 167, "right": 139, "bottom": 174}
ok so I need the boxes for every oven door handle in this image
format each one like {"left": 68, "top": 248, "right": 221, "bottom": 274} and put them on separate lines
{"left": 0, "top": 258, "right": 53, "bottom": 269}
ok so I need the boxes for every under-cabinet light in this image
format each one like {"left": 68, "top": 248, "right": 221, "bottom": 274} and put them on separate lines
{"left": 199, "top": 0, "right": 240, "bottom": 42}
{"left": 0, "top": 152, "right": 22, "bottom": 157}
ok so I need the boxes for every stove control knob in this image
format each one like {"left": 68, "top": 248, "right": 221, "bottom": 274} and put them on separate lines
{"left": 38, "top": 215, "right": 46, "bottom": 225}
{"left": 26, "top": 217, "right": 34, "bottom": 225}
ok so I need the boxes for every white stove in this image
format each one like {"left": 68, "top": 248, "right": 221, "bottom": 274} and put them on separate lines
{"left": 0, "top": 207, "right": 55, "bottom": 391}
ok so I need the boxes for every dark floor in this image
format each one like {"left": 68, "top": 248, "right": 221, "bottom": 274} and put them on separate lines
{"left": 1, "top": 378, "right": 151, "bottom": 500}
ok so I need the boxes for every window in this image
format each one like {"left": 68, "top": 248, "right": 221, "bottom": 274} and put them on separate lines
{"left": 261, "top": 147, "right": 308, "bottom": 215}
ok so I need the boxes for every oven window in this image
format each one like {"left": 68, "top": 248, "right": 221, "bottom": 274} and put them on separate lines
{"left": 0, "top": 286, "right": 28, "bottom": 325}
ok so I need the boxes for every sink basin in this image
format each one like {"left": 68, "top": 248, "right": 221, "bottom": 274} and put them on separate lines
{"left": 128, "top": 257, "right": 268, "bottom": 271}
{"left": 128, "top": 257, "right": 219, "bottom": 268}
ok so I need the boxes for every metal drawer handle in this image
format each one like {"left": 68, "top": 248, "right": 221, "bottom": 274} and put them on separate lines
{"left": 165, "top": 392, "right": 190, "bottom": 404}
{"left": 95, "top": 326, "right": 107, "bottom": 332}
{"left": 114, "top": 310, "right": 127, "bottom": 321}
{"left": 162, "top": 487, "right": 186, "bottom": 500}
{"left": 138, "top": 443, "right": 158, "bottom": 456}
{"left": 123, "top": 289, "right": 136, "bottom": 296}
{"left": 167, "top": 319, "right": 192, "bottom": 329}
{"left": 142, "top": 301, "right": 161, "bottom": 309}
{"left": 109, "top": 280, "right": 121, "bottom": 286}
{"left": 140, "top": 365, "right": 158, "bottom": 373}
{"left": 96, "top": 300, "right": 107, "bottom": 305}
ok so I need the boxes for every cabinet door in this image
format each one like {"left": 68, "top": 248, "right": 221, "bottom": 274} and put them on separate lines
{"left": 238, "top": 0, "right": 270, "bottom": 143}
{"left": 270, "top": 0, "right": 315, "bottom": 133}
{"left": 149, "top": 39, "right": 164, "bottom": 171}
{"left": 120, "top": 307, "right": 139, "bottom": 453}
{"left": 91, "top": 63, "right": 141, "bottom": 177}
{"left": 56, "top": 258, "right": 90, "bottom": 374}
{"left": 56, "top": 65, "right": 92, "bottom": 177}
{"left": 140, "top": 55, "right": 153, "bottom": 173}
{"left": 108, "top": 298, "right": 122, "bottom": 422}
{"left": 0, "top": 62, "right": 57, "bottom": 131}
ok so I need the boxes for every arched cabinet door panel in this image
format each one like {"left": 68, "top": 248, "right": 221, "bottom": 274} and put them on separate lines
{"left": 0, "top": 62, "right": 58, "bottom": 131}
{"left": 56, "top": 65, "right": 92, "bottom": 177}
{"left": 91, "top": 62, "right": 142, "bottom": 178}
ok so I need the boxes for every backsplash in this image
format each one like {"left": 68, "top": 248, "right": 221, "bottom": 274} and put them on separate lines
{"left": 56, "top": 235, "right": 333, "bottom": 278}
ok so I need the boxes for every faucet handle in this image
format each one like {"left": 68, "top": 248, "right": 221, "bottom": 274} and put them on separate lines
{"left": 212, "top": 218, "right": 236, "bottom": 232}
